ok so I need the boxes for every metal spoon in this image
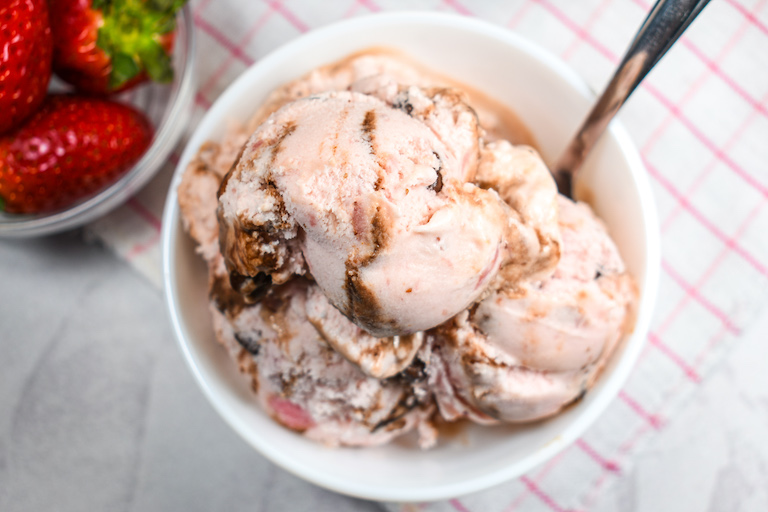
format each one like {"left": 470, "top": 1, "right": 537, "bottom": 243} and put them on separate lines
{"left": 553, "top": 0, "right": 711, "bottom": 198}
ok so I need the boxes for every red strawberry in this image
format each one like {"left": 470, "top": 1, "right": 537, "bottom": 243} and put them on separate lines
{"left": 0, "top": 0, "right": 53, "bottom": 134}
{"left": 0, "top": 95, "right": 153, "bottom": 214}
{"left": 49, "top": 0, "right": 186, "bottom": 94}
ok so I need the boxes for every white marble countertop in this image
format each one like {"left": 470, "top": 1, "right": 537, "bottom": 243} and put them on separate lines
{"left": 2, "top": 233, "right": 767, "bottom": 511}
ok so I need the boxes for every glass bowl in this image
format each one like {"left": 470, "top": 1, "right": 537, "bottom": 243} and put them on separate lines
{"left": 0, "top": 6, "right": 196, "bottom": 238}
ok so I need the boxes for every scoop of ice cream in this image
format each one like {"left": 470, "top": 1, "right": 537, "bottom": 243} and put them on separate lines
{"left": 476, "top": 141, "right": 561, "bottom": 282}
{"left": 180, "top": 148, "right": 436, "bottom": 446}
{"left": 426, "top": 196, "right": 637, "bottom": 423}
{"left": 210, "top": 278, "right": 436, "bottom": 447}
{"left": 218, "top": 90, "right": 512, "bottom": 338}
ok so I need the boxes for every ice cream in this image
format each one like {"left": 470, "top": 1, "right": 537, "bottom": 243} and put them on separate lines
{"left": 211, "top": 278, "right": 435, "bottom": 447}
{"left": 424, "top": 196, "right": 637, "bottom": 423}
{"left": 179, "top": 139, "right": 436, "bottom": 447}
{"left": 217, "top": 88, "right": 559, "bottom": 344}
{"left": 178, "top": 48, "right": 637, "bottom": 447}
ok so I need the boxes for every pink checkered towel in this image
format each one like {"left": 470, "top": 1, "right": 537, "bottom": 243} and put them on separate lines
{"left": 87, "top": 0, "right": 768, "bottom": 510}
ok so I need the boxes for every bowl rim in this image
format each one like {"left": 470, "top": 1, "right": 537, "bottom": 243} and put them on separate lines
{"left": 162, "top": 11, "right": 660, "bottom": 502}
{"left": 0, "top": 5, "right": 197, "bottom": 238}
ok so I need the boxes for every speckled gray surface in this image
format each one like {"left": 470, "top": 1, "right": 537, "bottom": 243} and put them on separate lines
{"left": 0, "top": 233, "right": 382, "bottom": 512}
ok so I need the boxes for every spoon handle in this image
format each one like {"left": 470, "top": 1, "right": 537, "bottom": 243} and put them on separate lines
{"left": 553, "top": 0, "right": 711, "bottom": 197}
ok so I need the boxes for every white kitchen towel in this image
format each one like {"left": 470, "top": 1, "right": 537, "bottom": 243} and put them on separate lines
{"left": 87, "top": 1, "right": 768, "bottom": 510}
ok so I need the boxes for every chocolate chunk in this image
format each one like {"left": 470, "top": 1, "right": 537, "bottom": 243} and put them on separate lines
{"left": 210, "top": 273, "right": 248, "bottom": 315}
{"left": 371, "top": 394, "right": 418, "bottom": 433}
{"left": 229, "top": 271, "right": 272, "bottom": 303}
{"left": 428, "top": 151, "right": 443, "bottom": 193}
{"left": 394, "top": 357, "right": 427, "bottom": 385}
{"left": 428, "top": 171, "right": 443, "bottom": 193}
{"left": 595, "top": 264, "right": 606, "bottom": 280}
{"left": 234, "top": 332, "right": 262, "bottom": 355}
{"left": 362, "top": 109, "right": 377, "bottom": 142}
{"left": 393, "top": 95, "right": 414, "bottom": 116}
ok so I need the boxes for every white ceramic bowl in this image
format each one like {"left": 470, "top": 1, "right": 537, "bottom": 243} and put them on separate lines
{"left": 162, "top": 12, "right": 659, "bottom": 502}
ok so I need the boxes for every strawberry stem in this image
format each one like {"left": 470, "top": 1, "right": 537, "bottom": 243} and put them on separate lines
{"left": 97, "top": 0, "right": 187, "bottom": 89}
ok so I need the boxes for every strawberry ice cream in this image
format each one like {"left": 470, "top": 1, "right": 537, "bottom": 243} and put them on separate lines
{"left": 211, "top": 277, "right": 435, "bottom": 447}
{"left": 179, "top": 140, "right": 435, "bottom": 447}
{"left": 425, "top": 196, "right": 637, "bottom": 423}
{"left": 178, "top": 48, "right": 638, "bottom": 447}
{"left": 217, "top": 88, "right": 558, "bottom": 343}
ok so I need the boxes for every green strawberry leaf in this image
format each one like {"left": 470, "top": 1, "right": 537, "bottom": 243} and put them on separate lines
{"left": 139, "top": 41, "right": 173, "bottom": 83}
{"left": 155, "top": 15, "right": 177, "bottom": 34}
{"left": 149, "top": 0, "right": 174, "bottom": 11}
{"left": 97, "top": 0, "right": 188, "bottom": 90}
{"left": 110, "top": 53, "right": 141, "bottom": 89}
